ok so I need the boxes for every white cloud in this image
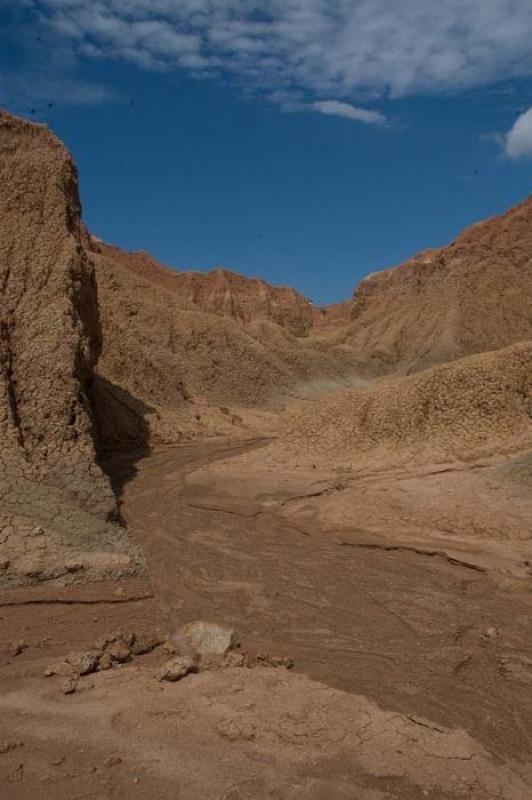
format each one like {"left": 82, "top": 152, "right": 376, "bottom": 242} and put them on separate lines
{"left": 8, "top": 0, "right": 532, "bottom": 112}
{"left": 312, "top": 100, "right": 385, "bottom": 125}
{"left": 505, "top": 108, "right": 532, "bottom": 159}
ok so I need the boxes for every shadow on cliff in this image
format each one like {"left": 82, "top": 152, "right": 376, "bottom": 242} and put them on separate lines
{"left": 89, "top": 374, "right": 154, "bottom": 500}
{"left": 82, "top": 244, "right": 154, "bottom": 502}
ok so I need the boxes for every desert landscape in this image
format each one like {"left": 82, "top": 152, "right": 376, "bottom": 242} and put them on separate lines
{"left": 1, "top": 108, "right": 532, "bottom": 800}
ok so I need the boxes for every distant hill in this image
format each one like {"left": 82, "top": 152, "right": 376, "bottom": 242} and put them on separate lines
{"left": 337, "top": 196, "right": 532, "bottom": 374}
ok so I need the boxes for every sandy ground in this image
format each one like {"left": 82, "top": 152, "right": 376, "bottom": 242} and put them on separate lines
{"left": 1, "top": 440, "right": 532, "bottom": 799}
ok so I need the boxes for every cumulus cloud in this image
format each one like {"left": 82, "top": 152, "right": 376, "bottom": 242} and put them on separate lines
{"left": 312, "top": 101, "right": 385, "bottom": 125}
{"left": 505, "top": 108, "right": 532, "bottom": 159}
{"left": 8, "top": 0, "right": 532, "bottom": 113}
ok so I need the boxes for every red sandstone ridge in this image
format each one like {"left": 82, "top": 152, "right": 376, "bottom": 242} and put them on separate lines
{"left": 337, "top": 196, "right": 532, "bottom": 375}
{"left": 91, "top": 240, "right": 322, "bottom": 336}
{"left": 82, "top": 238, "right": 360, "bottom": 438}
{"left": 86, "top": 239, "right": 358, "bottom": 432}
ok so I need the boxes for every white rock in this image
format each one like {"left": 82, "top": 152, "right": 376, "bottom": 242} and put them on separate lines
{"left": 181, "top": 622, "right": 235, "bottom": 656}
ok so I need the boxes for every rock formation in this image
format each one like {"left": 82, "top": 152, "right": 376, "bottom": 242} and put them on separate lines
{"left": 338, "top": 196, "right": 532, "bottom": 375}
{"left": 86, "top": 237, "right": 359, "bottom": 449}
{"left": 0, "top": 112, "right": 108, "bottom": 512}
{"left": 93, "top": 242, "right": 321, "bottom": 335}
{"left": 275, "top": 341, "right": 532, "bottom": 469}
{"left": 0, "top": 110, "right": 146, "bottom": 596}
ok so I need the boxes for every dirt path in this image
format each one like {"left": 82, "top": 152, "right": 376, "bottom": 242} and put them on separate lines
{"left": 2, "top": 439, "right": 532, "bottom": 798}
{"left": 115, "top": 441, "right": 532, "bottom": 761}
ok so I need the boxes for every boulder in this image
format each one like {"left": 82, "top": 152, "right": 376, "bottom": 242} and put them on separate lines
{"left": 181, "top": 622, "right": 236, "bottom": 656}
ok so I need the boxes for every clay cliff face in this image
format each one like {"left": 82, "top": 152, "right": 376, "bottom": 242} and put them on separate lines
{"left": 0, "top": 111, "right": 110, "bottom": 513}
{"left": 86, "top": 241, "right": 359, "bottom": 449}
{"left": 0, "top": 110, "right": 146, "bottom": 595}
{"left": 56, "top": 187, "right": 532, "bottom": 452}
{"left": 94, "top": 242, "right": 321, "bottom": 336}
{"left": 339, "top": 197, "right": 532, "bottom": 375}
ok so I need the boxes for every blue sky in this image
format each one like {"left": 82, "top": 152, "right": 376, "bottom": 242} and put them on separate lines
{"left": 2, "top": 1, "right": 532, "bottom": 304}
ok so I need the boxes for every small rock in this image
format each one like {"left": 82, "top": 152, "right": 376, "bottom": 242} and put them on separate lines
{"left": 112, "top": 630, "right": 135, "bottom": 647}
{"left": 62, "top": 677, "right": 78, "bottom": 695}
{"left": 158, "top": 656, "right": 198, "bottom": 683}
{"left": 130, "top": 632, "right": 164, "bottom": 656}
{"left": 181, "top": 622, "right": 235, "bottom": 656}
{"left": 94, "top": 630, "right": 134, "bottom": 650}
{"left": 222, "top": 651, "right": 250, "bottom": 669}
{"left": 98, "top": 653, "right": 114, "bottom": 671}
{"left": 94, "top": 635, "right": 113, "bottom": 651}
{"left": 269, "top": 655, "right": 294, "bottom": 669}
{"left": 44, "top": 661, "right": 76, "bottom": 678}
{"left": 105, "top": 640, "right": 131, "bottom": 664}
{"left": 66, "top": 650, "right": 101, "bottom": 675}
{"left": 51, "top": 757, "right": 65, "bottom": 766}
{"left": 32, "top": 526, "right": 44, "bottom": 537}
{"left": 104, "top": 755, "right": 122, "bottom": 768}
{"left": 0, "top": 558, "right": 10, "bottom": 571}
